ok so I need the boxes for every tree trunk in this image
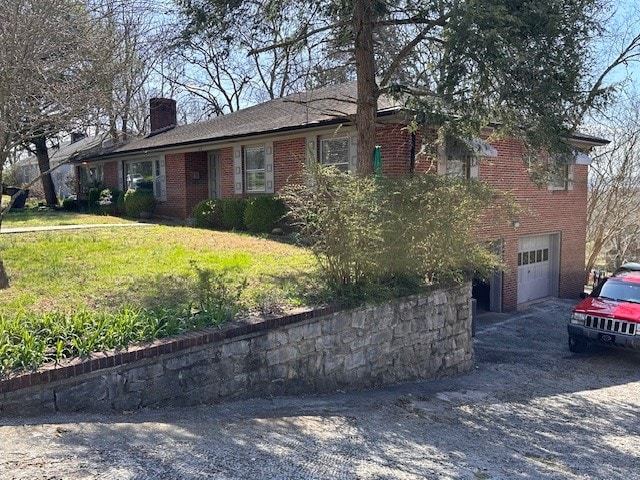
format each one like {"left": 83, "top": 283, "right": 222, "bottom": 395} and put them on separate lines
{"left": 34, "top": 135, "right": 58, "bottom": 206}
{"left": 0, "top": 258, "right": 9, "bottom": 289}
{"left": 352, "top": 0, "right": 377, "bottom": 175}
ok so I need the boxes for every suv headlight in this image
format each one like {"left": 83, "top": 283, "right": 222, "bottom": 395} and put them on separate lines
{"left": 570, "top": 312, "right": 587, "bottom": 325}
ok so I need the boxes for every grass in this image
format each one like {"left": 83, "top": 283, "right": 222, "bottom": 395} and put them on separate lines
{"left": 1, "top": 207, "right": 134, "bottom": 228}
{"left": 1, "top": 225, "right": 323, "bottom": 315}
{"left": 0, "top": 214, "right": 326, "bottom": 374}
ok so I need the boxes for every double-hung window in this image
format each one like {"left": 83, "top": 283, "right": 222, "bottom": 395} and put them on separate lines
{"left": 320, "top": 136, "right": 350, "bottom": 172}
{"left": 445, "top": 155, "right": 474, "bottom": 179}
{"left": 548, "top": 158, "right": 571, "bottom": 191}
{"left": 244, "top": 145, "right": 266, "bottom": 193}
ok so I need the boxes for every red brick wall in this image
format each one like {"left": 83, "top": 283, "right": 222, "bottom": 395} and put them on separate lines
{"left": 274, "top": 137, "right": 306, "bottom": 189}
{"left": 103, "top": 162, "right": 118, "bottom": 189}
{"left": 116, "top": 125, "right": 587, "bottom": 311}
{"left": 375, "top": 124, "right": 412, "bottom": 175}
{"left": 475, "top": 139, "right": 588, "bottom": 310}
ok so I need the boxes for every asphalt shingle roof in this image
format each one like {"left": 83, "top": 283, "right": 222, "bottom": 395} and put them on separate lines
{"left": 76, "top": 81, "right": 608, "bottom": 162}
{"left": 82, "top": 82, "right": 401, "bottom": 161}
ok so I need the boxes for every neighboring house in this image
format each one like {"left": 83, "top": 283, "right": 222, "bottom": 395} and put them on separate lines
{"left": 73, "top": 82, "right": 608, "bottom": 312}
{"left": 15, "top": 133, "right": 106, "bottom": 198}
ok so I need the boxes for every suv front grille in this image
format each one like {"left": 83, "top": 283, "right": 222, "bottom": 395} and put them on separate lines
{"left": 585, "top": 315, "right": 637, "bottom": 335}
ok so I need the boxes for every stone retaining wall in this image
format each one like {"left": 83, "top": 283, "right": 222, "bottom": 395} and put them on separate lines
{"left": 0, "top": 283, "right": 473, "bottom": 416}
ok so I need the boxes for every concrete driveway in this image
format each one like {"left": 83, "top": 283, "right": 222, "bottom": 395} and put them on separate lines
{"left": 1, "top": 298, "right": 639, "bottom": 479}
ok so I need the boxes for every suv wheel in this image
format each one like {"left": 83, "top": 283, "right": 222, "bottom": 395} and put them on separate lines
{"left": 568, "top": 335, "right": 588, "bottom": 353}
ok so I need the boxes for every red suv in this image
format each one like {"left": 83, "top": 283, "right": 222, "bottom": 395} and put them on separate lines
{"left": 568, "top": 271, "right": 640, "bottom": 352}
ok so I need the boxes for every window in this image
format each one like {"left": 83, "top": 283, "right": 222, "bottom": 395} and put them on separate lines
{"left": 79, "top": 164, "right": 104, "bottom": 193}
{"left": 244, "top": 145, "right": 266, "bottom": 193}
{"left": 518, "top": 248, "right": 549, "bottom": 266}
{"left": 233, "top": 142, "right": 273, "bottom": 194}
{"left": 320, "top": 136, "right": 350, "bottom": 172}
{"left": 437, "top": 138, "right": 478, "bottom": 179}
{"left": 548, "top": 161, "right": 570, "bottom": 190}
{"left": 124, "top": 159, "right": 166, "bottom": 200}
{"left": 445, "top": 155, "right": 474, "bottom": 178}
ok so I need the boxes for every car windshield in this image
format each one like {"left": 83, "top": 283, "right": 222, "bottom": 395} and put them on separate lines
{"left": 597, "top": 280, "right": 640, "bottom": 303}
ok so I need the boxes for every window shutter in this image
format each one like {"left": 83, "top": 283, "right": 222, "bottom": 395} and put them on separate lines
{"left": 305, "top": 135, "right": 317, "bottom": 168}
{"left": 233, "top": 145, "right": 243, "bottom": 194}
{"left": 567, "top": 164, "right": 574, "bottom": 191}
{"left": 265, "top": 141, "right": 274, "bottom": 193}
{"left": 469, "top": 157, "right": 479, "bottom": 178}
{"left": 158, "top": 157, "right": 167, "bottom": 201}
{"left": 117, "top": 161, "right": 123, "bottom": 190}
{"left": 349, "top": 133, "right": 358, "bottom": 173}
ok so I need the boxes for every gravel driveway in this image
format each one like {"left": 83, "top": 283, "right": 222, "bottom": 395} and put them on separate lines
{"left": 1, "top": 298, "right": 639, "bottom": 479}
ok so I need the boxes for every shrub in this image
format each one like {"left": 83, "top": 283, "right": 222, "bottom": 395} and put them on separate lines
{"left": 116, "top": 189, "right": 126, "bottom": 214}
{"left": 193, "top": 199, "right": 224, "bottom": 229}
{"left": 279, "top": 164, "right": 519, "bottom": 302}
{"left": 61, "top": 197, "right": 78, "bottom": 211}
{"left": 87, "top": 187, "right": 101, "bottom": 212}
{"left": 244, "top": 195, "right": 286, "bottom": 233}
{"left": 97, "top": 188, "right": 122, "bottom": 215}
{"left": 222, "top": 199, "right": 247, "bottom": 230}
{"left": 124, "top": 188, "right": 156, "bottom": 218}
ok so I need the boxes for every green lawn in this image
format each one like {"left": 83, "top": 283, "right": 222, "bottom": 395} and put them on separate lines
{"left": 0, "top": 225, "right": 323, "bottom": 316}
{"left": 0, "top": 221, "right": 325, "bottom": 373}
{"left": 2, "top": 207, "right": 134, "bottom": 228}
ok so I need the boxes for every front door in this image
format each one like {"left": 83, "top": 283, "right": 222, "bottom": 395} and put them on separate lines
{"left": 208, "top": 151, "right": 221, "bottom": 199}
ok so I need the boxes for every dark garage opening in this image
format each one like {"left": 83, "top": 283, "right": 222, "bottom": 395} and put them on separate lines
{"left": 472, "top": 278, "right": 491, "bottom": 313}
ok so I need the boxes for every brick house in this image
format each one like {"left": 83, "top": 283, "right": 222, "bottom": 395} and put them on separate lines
{"left": 74, "top": 82, "right": 608, "bottom": 312}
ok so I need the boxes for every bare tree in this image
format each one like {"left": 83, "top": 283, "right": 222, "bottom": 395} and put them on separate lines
{"left": 585, "top": 98, "right": 640, "bottom": 276}
{"left": 0, "top": 0, "right": 118, "bottom": 287}
{"left": 171, "top": 0, "right": 327, "bottom": 116}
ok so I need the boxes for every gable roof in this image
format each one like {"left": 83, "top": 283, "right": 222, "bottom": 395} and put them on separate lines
{"left": 78, "top": 82, "right": 401, "bottom": 162}
{"left": 18, "top": 134, "right": 107, "bottom": 167}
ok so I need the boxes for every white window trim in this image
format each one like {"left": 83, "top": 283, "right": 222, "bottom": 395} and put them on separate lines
{"left": 123, "top": 157, "right": 167, "bottom": 201}
{"left": 547, "top": 159, "right": 574, "bottom": 192}
{"left": 319, "top": 135, "right": 351, "bottom": 172}
{"left": 244, "top": 144, "right": 267, "bottom": 193}
{"left": 437, "top": 143, "right": 479, "bottom": 179}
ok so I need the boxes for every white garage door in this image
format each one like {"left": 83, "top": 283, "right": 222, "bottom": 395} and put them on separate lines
{"left": 518, "top": 235, "right": 551, "bottom": 304}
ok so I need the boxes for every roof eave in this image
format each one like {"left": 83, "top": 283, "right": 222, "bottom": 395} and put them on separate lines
{"left": 73, "top": 108, "right": 400, "bottom": 164}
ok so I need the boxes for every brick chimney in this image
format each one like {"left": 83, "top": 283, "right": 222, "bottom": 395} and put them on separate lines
{"left": 149, "top": 98, "right": 177, "bottom": 133}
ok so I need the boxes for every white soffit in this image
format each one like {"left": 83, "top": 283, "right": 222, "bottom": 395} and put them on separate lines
{"left": 575, "top": 152, "right": 591, "bottom": 165}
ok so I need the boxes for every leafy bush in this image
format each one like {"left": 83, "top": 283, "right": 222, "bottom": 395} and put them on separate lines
{"left": 97, "top": 188, "right": 122, "bottom": 215}
{"left": 87, "top": 187, "right": 101, "bottom": 212}
{"left": 193, "top": 199, "right": 224, "bottom": 229}
{"left": 61, "top": 197, "right": 78, "bottom": 211}
{"left": 116, "top": 189, "right": 125, "bottom": 214}
{"left": 280, "top": 165, "right": 518, "bottom": 302}
{"left": 189, "top": 261, "right": 246, "bottom": 326}
{"left": 244, "top": 195, "right": 286, "bottom": 233}
{"left": 124, "top": 188, "right": 156, "bottom": 218}
{"left": 222, "top": 198, "right": 247, "bottom": 230}
{"left": 136, "top": 180, "right": 154, "bottom": 191}
{"left": 0, "top": 264, "right": 247, "bottom": 375}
